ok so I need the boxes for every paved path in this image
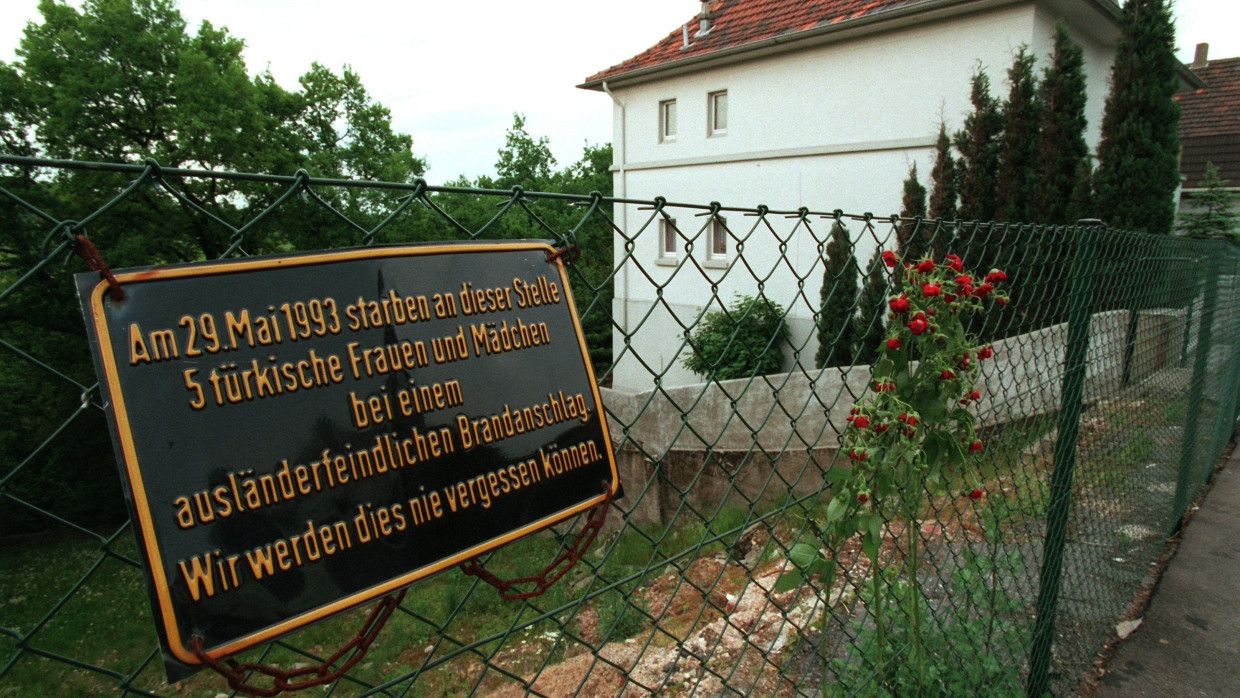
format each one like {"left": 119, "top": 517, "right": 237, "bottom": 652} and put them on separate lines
{"left": 1093, "top": 449, "right": 1240, "bottom": 697}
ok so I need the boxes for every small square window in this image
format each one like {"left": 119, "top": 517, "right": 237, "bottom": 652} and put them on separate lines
{"left": 659, "top": 99, "right": 677, "bottom": 142}
{"left": 708, "top": 91, "right": 727, "bottom": 136}
{"left": 658, "top": 218, "right": 679, "bottom": 264}
{"left": 707, "top": 217, "right": 728, "bottom": 264}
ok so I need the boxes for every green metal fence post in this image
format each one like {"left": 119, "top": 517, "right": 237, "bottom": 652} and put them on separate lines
{"left": 1026, "top": 222, "right": 1099, "bottom": 698}
{"left": 1172, "top": 254, "right": 1220, "bottom": 532}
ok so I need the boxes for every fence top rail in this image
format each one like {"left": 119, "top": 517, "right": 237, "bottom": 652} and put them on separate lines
{"left": 0, "top": 154, "right": 1157, "bottom": 229}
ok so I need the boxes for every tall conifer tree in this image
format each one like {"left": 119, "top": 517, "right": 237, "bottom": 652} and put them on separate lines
{"left": 927, "top": 122, "right": 958, "bottom": 257}
{"left": 1179, "top": 162, "right": 1240, "bottom": 242}
{"left": 1093, "top": 0, "right": 1180, "bottom": 234}
{"left": 1068, "top": 157, "right": 1096, "bottom": 222}
{"left": 1032, "top": 22, "right": 1090, "bottom": 225}
{"left": 898, "top": 163, "right": 930, "bottom": 260}
{"left": 954, "top": 67, "right": 1003, "bottom": 223}
{"left": 815, "top": 222, "right": 861, "bottom": 368}
{"left": 855, "top": 248, "right": 889, "bottom": 365}
{"left": 995, "top": 47, "right": 1040, "bottom": 223}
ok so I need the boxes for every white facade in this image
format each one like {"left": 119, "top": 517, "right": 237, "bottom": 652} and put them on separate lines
{"left": 587, "top": 0, "right": 1120, "bottom": 391}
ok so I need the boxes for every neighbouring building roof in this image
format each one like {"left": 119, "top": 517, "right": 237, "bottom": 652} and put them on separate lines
{"left": 1178, "top": 56, "right": 1240, "bottom": 189}
{"left": 579, "top": 0, "right": 1123, "bottom": 89}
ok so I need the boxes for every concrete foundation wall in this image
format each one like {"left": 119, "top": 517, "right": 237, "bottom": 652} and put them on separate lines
{"left": 603, "top": 306, "right": 1193, "bottom": 526}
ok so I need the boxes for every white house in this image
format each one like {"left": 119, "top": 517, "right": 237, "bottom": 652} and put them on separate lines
{"left": 578, "top": 0, "right": 1124, "bottom": 391}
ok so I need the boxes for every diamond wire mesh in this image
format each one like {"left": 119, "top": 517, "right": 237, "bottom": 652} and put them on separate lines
{"left": 1, "top": 157, "right": 1238, "bottom": 697}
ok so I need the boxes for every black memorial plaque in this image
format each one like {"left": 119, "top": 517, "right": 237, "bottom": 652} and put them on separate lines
{"left": 76, "top": 241, "right": 618, "bottom": 675}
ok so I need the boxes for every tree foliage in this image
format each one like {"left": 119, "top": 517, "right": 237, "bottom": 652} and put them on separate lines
{"left": 684, "top": 295, "right": 789, "bottom": 380}
{"left": 1031, "top": 22, "right": 1091, "bottom": 225}
{"left": 954, "top": 67, "right": 1003, "bottom": 223}
{"left": 1178, "top": 162, "right": 1239, "bottom": 243}
{"left": 855, "top": 248, "right": 890, "bottom": 365}
{"left": 815, "top": 222, "right": 862, "bottom": 368}
{"left": 995, "top": 47, "right": 1040, "bottom": 223}
{"left": 0, "top": 1, "right": 614, "bottom": 532}
{"left": 926, "top": 123, "right": 958, "bottom": 257}
{"left": 1093, "top": 0, "right": 1181, "bottom": 234}
{"left": 898, "top": 164, "right": 930, "bottom": 261}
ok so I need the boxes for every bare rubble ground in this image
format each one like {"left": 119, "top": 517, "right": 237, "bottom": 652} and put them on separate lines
{"left": 490, "top": 552, "right": 828, "bottom": 697}
{"left": 486, "top": 514, "right": 988, "bottom": 698}
{"left": 478, "top": 394, "right": 1205, "bottom": 697}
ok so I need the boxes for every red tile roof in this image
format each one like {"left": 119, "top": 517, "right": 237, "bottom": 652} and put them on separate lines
{"left": 1178, "top": 57, "right": 1240, "bottom": 187}
{"left": 1177, "top": 57, "right": 1240, "bottom": 140}
{"left": 581, "top": 0, "right": 938, "bottom": 87}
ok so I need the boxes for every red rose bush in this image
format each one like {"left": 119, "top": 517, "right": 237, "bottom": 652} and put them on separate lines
{"left": 779, "top": 252, "right": 1010, "bottom": 688}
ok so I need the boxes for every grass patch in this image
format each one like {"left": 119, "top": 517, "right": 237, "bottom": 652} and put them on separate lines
{"left": 0, "top": 503, "right": 759, "bottom": 696}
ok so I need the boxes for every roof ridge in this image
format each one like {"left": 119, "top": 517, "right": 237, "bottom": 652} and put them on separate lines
{"left": 581, "top": 0, "right": 939, "bottom": 87}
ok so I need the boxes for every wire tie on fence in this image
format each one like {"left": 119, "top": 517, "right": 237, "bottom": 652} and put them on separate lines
{"left": 73, "top": 233, "right": 125, "bottom": 301}
{"left": 189, "top": 588, "right": 406, "bottom": 697}
{"left": 460, "top": 482, "right": 612, "bottom": 600}
{"left": 546, "top": 244, "right": 580, "bottom": 265}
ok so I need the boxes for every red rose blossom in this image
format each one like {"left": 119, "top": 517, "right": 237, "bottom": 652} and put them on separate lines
{"left": 944, "top": 293, "right": 957, "bottom": 303}
{"left": 874, "top": 380, "right": 896, "bottom": 392}
{"left": 889, "top": 294, "right": 910, "bottom": 313}
{"left": 882, "top": 250, "right": 898, "bottom": 267}
{"left": 968, "top": 488, "right": 984, "bottom": 500}
{"left": 973, "top": 283, "right": 994, "bottom": 298}
{"left": 907, "top": 317, "right": 928, "bottom": 335}
{"left": 996, "top": 296, "right": 1009, "bottom": 306}
{"left": 852, "top": 415, "right": 870, "bottom": 429}
{"left": 849, "top": 448, "right": 867, "bottom": 461}
{"left": 977, "top": 345, "right": 993, "bottom": 360}
{"left": 915, "top": 259, "right": 935, "bottom": 273}
{"left": 922, "top": 282, "right": 941, "bottom": 297}
{"left": 969, "top": 390, "right": 981, "bottom": 401}
{"left": 887, "top": 337, "right": 902, "bottom": 350}
{"left": 968, "top": 440, "right": 983, "bottom": 452}
{"left": 940, "top": 369, "right": 955, "bottom": 380}
{"left": 985, "top": 269, "right": 1008, "bottom": 283}
{"left": 857, "top": 492, "right": 869, "bottom": 503}
{"left": 954, "top": 274, "right": 972, "bottom": 286}
{"left": 945, "top": 254, "right": 964, "bottom": 272}
{"left": 873, "top": 422, "right": 889, "bottom": 433}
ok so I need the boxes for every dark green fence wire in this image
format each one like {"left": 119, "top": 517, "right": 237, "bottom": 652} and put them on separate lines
{"left": 2, "top": 156, "right": 1238, "bottom": 697}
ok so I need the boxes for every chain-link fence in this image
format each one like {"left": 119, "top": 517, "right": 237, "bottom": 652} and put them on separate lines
{"left": 2, "top": 156, "right": 1238, "bottom": 697}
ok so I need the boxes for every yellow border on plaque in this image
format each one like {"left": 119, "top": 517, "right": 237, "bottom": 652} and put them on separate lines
{"left": 84, "top": 241, "right": 619, "bottom": 665}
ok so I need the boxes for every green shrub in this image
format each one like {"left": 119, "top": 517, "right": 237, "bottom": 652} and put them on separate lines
{"left": 682, "top": 294, "right": 789, "bottom": 380}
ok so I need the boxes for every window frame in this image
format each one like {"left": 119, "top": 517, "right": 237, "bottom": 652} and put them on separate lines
{"left": 657, "top": 217, "right": 680, "bottom": 265}
{"left": 659, "top": 98, "right": 678, "bottom": 143}
{"left": 705, "top": 216, "right": 728, "bottom": 266}
{"left": 708, "top": 90, "right": 728, "bottom": 137}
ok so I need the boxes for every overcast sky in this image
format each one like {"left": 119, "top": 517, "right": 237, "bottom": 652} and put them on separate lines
{"left": 2, "top": 0, "right": 1236, "bottom": 183}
